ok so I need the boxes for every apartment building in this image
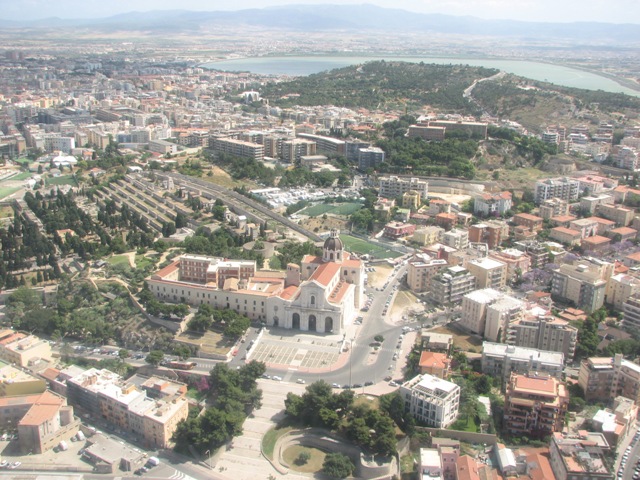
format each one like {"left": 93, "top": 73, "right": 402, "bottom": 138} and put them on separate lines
{"left": 383, "top": 222, "right": 416, "bottom": 239}
{"left": 506, "top": 316, "right": 577, "bottom": 360}
{"left": 461, "top": 289, "right": 524, "bottom": 342}
{"left": 281, "top": 138, "right": 316, "bottom": 163}
{"left": 467, "top": 221, "right": 509, "bottom": 250}
{"left": 428, "top": 120, "right": 488, "bottom": 139}
{"left": 504, "top": 373, "right": 568, "bottom": 437}
{"left": 535, "top": 177, "right": 580, "bottom": 204}
{"left": 0, "top": 330, "right": 52, "bottom": 367}
{"left": 549, "top": 227, "right": 582, "bottom": 246}
{"left": 569, "top": 218, "right": 599, "bottom": 239}
{"left": 406, "top": 253, "right": 449, "bottom": 293}
{"left": 551, "top": 259, "right": 613, "bottom": 313}
{"left": 399, "top": 373, "right": 460, "bottom": 428}
{"left": 211, "top": 137, "right": 264, "bottom": 160}
{"left": 473, "top": 191, "right": 513, "bottom": 217}
{"left": 467, "top": 257, "right": 507, "bottom": 290}
{"left": 411, "top": 226, "right": 445, "bottom": 247}
{"left": 606, "top": 274, "right": 640, "bottom": 311}
{"left": 539, "top": 197, "right": 569, "bottom": 220}
{"left": 514, "top": 240, "right": 551, "bottom": 269}
{"left": 429, "top": 266, "right": 477, "bottom": 306}
{"left": 513, "top": 213, "right": 544, "bottom": 232}
{"left": 149, "top": 139, "right": 178, "bottom": 155}
{"left": 66, "top": 368, "right": 188, "bottom": 449}
{"left": 378, "top": 176, "right": 428, "bottom": 200}
{"left": 481, "top": 343, "right": 564, "bottom": 382}
{"left": 402, "top": 190, "right": 421, "bottom": 210}
{"left": 623, "top": 295, "right": 640, "bottom": 331}
{"left": 442, "top": 228, "right": 469, "bottom": 250}
{"left": 0, "top": 364, "right": 46, "bottom": 397}
{"left": 357, "top": 146, "right": 385, "bottom": 170}
{"left": 578, "top": 357, "right": 616, "bottom": 403}
{"left": 549, "top": 432, "right": 613, "bottom": 480}
{"left": 296, "top": 133, "right": 345, "bottom": 156}
{"left": 580, "top": 195, "right": 614, "bottom": 215}
{"left": 578, "top": 354, "right": 640, "bottom": 406}
{"left": 596, "top": 203, "right": 634, "bottom": 227}
{"left": 407, "top": 124, "right": 446, "bottom": 141}
{"left": 488, "top": 248, "right": 531, "bottom": 282}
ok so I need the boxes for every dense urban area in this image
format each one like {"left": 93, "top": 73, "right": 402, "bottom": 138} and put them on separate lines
{"left": 1, "top": 7, "right": 640, "bottom": 480}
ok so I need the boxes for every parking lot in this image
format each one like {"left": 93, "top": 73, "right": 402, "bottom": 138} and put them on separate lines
{"left": 248, "top": 328, "right": 342, "bottom": 371}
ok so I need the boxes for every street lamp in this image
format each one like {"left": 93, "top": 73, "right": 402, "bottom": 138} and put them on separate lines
{"left": 205, "top": 449, "right": 212, "bottom": 470}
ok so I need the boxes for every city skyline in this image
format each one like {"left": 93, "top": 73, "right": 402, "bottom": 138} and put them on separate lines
{"left": 2, "top": 0, "right": 640, "bottom": 24}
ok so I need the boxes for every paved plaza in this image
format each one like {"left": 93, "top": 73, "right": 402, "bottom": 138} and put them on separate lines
{"left": 248, "top": 327, "right": 345, "bottom": 371}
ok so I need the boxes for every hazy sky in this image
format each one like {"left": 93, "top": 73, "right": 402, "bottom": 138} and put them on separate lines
{"left": 2, "top": 0, "right": 639, "bottom": 24}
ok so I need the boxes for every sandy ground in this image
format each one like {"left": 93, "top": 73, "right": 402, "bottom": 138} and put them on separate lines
{"left": 367, "top": 264, "right": 394, "bottom": 289}
{"left": 432, "top": 324, "right": 483, "bottom": 353}
{"left": 427, "top": 192, "right": 472, "bottom": 205}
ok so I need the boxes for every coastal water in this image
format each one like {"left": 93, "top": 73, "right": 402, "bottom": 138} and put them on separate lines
{"left": 203, "top": 55, "right": 640, "bottom": 97}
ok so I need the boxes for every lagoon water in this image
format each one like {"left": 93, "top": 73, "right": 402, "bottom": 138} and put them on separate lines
{"left": 203, "top": 55, "right": 640, "bottom": 97}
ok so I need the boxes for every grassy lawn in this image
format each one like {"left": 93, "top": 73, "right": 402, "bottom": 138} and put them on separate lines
{"left": 107, "top": 255, "right": 131, "bottom": 267}
{"left": 135, "top": 255, "right": 155, "bottom": 270}
{"left": 0, "top": 186, "right": 21, "bottom": 199}
{"left": 283, "top": 446, "right": 326, "bottom": 473}
{"left": 299, "top": 203, "right": 334, "bottom": 217}
{"left": 7, "top": 172, "right": 33, "bottom": 181}
{"left": 262, "top": 425, "right": 294, "bottom": 460}
{"left": 340, "top": 234, "right": 402, "bottom": 259}
{"left": 452, "top": 416, "right": 480, "bottom": 433}
{"left": 186, "top": 387, "right": 207, "bottom": 402}
{"left": 331, "top": 202, "right": 363, "bottom": 216}
{"left": 45, "top": 174, "right": 78, "bottom": 187}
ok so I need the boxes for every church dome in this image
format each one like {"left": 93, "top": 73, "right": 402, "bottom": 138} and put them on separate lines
{"left": 323, "top": 235, "right": 343, "bottom": 252}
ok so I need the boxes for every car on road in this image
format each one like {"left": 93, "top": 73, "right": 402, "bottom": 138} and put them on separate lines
{"left": 388, "top": 381, "right": 398, "bottom": 387}
{"left": 8, "top": 462, "right": 20, "bottom": 469}
{"left": 260, "top": 374, "right": 271, "bottom": 379}
{"left": 296, "top": 379, "right": 306, "bottom": 384}
{"left": 272, "top": 376, "right": 282, "bottom": 381}
{"left": 364, "top": 381, "right": 374, "bottom": 386}
{"left": 332, "top": 383, "right": 340, "bottom": 388}
{"left": 353, "top": 383, "right": 362, "bottom": 388}
{"left": 0, "top": 460, "right": 6, "bottom": 468}
{"left": 342, "top": 384, "right": 351, "bottom": 389}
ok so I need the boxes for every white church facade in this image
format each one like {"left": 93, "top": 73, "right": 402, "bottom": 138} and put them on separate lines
{"left": 146, "top": 230, "right": 364, "bottom": 334}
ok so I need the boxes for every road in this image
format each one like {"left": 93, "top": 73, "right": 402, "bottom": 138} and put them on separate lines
{"left": 620, "top": 425, "right": 640, "bottom": 480}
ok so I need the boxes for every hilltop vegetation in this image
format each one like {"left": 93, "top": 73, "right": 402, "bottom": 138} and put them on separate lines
{"left": 260, "top": 61, "right": 497, "bottom": 112}
{"left": 473, "top": 74, "right": 640, "bottom": 133}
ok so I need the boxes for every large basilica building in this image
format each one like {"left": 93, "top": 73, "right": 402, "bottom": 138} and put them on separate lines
{"left": 147, "top": 230, "right": 364, "bottom": 334}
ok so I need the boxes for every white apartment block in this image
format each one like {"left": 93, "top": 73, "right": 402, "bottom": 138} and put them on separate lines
{"left": 606, "top": 274, "right": 640, "bottom": 311}
{"left": 473, "top": 191, "right": 512, "bottom": 216}
{"left": 535, "top": 178, "right": 580, "bottom": 205}
{"left": 378, "top": 176, "right": 428, "bottom": 200}
{"left": 551, "top": 258, "right": 613, "bottom": 313}
{"left": 442, "top": 229, "right": 469, "bottom": 250}
{"left": 461, "top": 289, "right": 523, "bottom": 342}
{"left": 482, "top": 342, "right": 564, "bottom": 382}
{"left": 399, "top": 374, "right": 460, "bottom": 428}
{"left": 429, "top": 266, "right": 477, "bottom": 306}
{"left": 467, "top": 257, "right": 507, "bottom": 290}
{"left": 506, "top": 316, "right": 578, "bottom": 360}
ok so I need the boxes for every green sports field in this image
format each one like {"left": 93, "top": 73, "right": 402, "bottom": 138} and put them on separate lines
{"left": 340, "top": 234, "right": 402, "bottom": 259}
{"left": 44, "top": 175, "right": 78, "bottom": 187}
{"left": 299, "top": 202, "right": 363, "bottom": 217}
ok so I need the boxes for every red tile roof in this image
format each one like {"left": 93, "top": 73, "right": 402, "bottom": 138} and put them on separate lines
{"left": 308, "top": 262, "right": 341, "bottom": 287}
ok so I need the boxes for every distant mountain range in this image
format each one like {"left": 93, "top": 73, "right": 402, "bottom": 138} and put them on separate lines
{"left": 2, "top": 4, "right": 640, "bottom": 44}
